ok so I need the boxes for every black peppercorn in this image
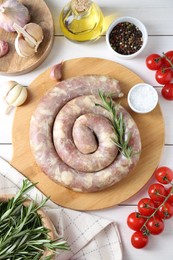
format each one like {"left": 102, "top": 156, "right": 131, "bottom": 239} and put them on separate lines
{"left": 109, "top": 22, "right": 143, "bottom": 55}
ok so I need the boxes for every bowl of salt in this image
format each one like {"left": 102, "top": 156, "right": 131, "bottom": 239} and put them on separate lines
{"left": 127, "top": 83, "right": 158, "bottom": 114}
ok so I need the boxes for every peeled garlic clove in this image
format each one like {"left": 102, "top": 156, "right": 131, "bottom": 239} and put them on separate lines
{"left": 15, "top": 35, "right": 35, "bottom": 57}
{"left": 50, "top": 61, "right": 63, "bottom": 81}
{"left": 0, "top": 40, "right": 9, "bottom": 57}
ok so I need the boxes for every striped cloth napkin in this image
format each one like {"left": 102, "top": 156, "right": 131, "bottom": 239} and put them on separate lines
{"left": 0, "top": 156, "right": 122, "bottom": 260}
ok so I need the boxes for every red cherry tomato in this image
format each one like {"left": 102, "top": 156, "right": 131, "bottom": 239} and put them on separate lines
{"left": 162, "top": 50, "right": 173, "bottom": 67}
{"left": 138, "top": 198, "right": 156, "bottom": 216}
{"left": 154, "top": 166, "right": 173, "bottom": 184}
{"left": 166, "top": 187, "right": 173, "bottom": 204}
{"left": 131, "top": 231, "right": 149, "bottom": 249}
{"left": 146, "top": 216, "right": 164, "bottom": 235}
{"left": 157, "top": 201, "right": 173, "bottom": 219}
{"left": 161, "top": 83, "right": 173, "bottom": 100}
{"left": 155, "top": 67, "right": 172, "bottom": 85}
{"left": 146, "top": 54, "right": 163, "bottom": 70}
{"left": 127, "top": 212, "right": 146, "bottom": 231}
{"left": 148, "top": 183, "right": 167, "bottom": 202}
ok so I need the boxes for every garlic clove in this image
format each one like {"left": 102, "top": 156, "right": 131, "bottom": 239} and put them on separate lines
{"left": 5, "top": 105, "right": 14, "bottom": 114}
{"left": 6, "top": 84, "right": 23, "bottom": 105}
{"left": 1, "top": 80, "right": 28, "bottom": 114}
{"left": 15, "top": 35, "right": 35, "bottom": 57}
{"left": 13, "top": 23, "right": 44, "bottom": 57}
{"left": 12, "top": 87, "right": 27, "bottom": 106}
{"left": 0, "top": 40, "right": 9, "bottom": 58}
{"left": 50, "top": 61, "right": 63, "bottom": 81}
{"left": 24, "top": 23, "right": 44, "bottom": 51}
{"left": 1, "top": 80, "right": 17, "bottom": 98}
{"left": 13, "top": 23, "right": 37, "bottom": 47}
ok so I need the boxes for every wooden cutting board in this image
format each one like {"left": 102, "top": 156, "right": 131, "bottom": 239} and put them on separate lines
{"left": 11, "top": 57, "right": 165, "bottom": 210}
{"left": 0, "top": 0, "right": 54, "bottom": 75}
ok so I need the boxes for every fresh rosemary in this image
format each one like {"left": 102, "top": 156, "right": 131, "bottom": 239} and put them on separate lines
{"left": 96, "top": 90, "right": 133, "bottom": 158}
{"left": 0, "top": 180, "right": 69, "bottom": 260}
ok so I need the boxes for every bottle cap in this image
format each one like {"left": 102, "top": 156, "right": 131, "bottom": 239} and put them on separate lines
{"left": 71, "top": 0, "right": 91, "bottom": 13}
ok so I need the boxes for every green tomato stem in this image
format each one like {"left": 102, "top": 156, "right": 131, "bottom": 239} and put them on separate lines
{"left": 162, "top": 52, "right": 173, "bottom": 68}
{"left": 140, "top": 185, "right": 173, "bottom": 235}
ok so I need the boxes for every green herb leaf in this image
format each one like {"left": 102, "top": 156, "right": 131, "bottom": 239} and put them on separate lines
{"left": 0, "top": 180, "right": 70, "bottom": 259}
{"left": 96, "top": 90, "right": 134, "bottom": 158}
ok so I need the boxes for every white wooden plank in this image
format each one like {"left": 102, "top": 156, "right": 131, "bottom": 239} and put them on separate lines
{"left": 158, "top": 89, "right": 173, "bottom": 145}
{"left": 91, "top": 205, "right": 173, "bottom": 260}
{"left": 45, "top": 0, "right": 173, "bottom": 35}
{"left": 0, "top": 144, "right": 13, "bottom": 162}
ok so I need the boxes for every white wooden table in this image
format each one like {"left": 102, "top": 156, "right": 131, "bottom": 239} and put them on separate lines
{"left": 0, "top": 0, "right": 173, "bottom": 259}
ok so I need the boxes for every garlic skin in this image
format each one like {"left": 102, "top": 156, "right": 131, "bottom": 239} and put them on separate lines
{"left": 25, "top": 23, "right": 44, "bottom": 50}
{"left": 14, "top": 23, "right": 44, "bottom": 58}
{"left": 0, "top": 40, "right": 9, "bottom": 57}
{"left": 50, "top": 61, "right": 63, "bottom": 81}
{"left": 15, "top": 35, "right": 36, "bottom": 58}
{"left": 2, "top": 81, "right": 28, "bottom": 113}
{"left": 0, "top": 0, "right": 30, "bottom": 32}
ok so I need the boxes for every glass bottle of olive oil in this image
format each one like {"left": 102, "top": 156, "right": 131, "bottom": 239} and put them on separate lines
{"left": 60, "top": 0, "right": 104, "bottom": 42}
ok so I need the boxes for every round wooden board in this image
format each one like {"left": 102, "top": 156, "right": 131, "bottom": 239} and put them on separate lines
{"left": 11, "top": 57, "right": 164, "bottom": 210}
{"left": 0, "top": 0, "right": 54, "bottom": 75}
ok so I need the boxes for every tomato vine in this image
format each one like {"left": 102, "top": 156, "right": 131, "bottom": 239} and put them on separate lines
{"left": 127, "top": 166, "right": 173, "bottom": 248}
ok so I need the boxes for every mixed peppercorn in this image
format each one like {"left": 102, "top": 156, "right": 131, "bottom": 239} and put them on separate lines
{"left": 109, "top": 22, "right": 143, "bottom": 55}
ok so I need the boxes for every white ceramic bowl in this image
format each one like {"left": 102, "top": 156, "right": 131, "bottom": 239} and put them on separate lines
{"left": 106, "top": 16, "right": 148, "bottom": 59}
{"left": 127, "top": 83, "right": 158, "bottom": 113}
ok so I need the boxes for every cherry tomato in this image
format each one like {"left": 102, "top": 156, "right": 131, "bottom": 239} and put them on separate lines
{"left": 127, "top": 212, "right": 146, "bottom": 231}
{"left": 161, "top": 83, "right": 173, "bottom": 100}
{"left": 131, "top": 231, "right": 149, "bottom": 249}
{"left": 157, "top": 201, "right": 173, "bottom": 219}
{"left": 155, "top": 67, "right": 172, "bottom": 85}
{"left": 154, "top": 166, "right": 173, "bottom": 184}
{"left": 146, "top": 216, "right": 164, "bottom": 235}
{"left": 162, "top": 50, "right": 173, "bottom": 67}
{"left": 146, "top": 54, "right": 163, "bottom": 70}
{"left": 148, "top": 183, "right": 167, "bottom": 202}
{"left": 138, "top": 198, "right": 156, "bottom": 216}
{"left": 166, "top": 187, "right": 173, "bottom": 204}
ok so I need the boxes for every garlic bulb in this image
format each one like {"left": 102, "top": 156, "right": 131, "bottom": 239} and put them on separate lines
{"left": 0, "top": 0, "right": 30, "bottom": 32}
{"left": 2, "top": 81, "right": 28, "bottom": 113}
{"left": 13, "top": 23, "right": 44, "bottom": 58}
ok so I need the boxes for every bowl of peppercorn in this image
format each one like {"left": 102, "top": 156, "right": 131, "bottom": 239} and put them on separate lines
{"left": 106, "top": 16, "right": 148, "bottom": 59}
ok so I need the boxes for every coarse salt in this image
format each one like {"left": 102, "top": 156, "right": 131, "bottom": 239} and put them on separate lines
{"left": 128, "top": 84, "right": 158, "bottom": 113}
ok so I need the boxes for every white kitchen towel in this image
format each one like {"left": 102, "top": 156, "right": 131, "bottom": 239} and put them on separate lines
{"left": 0, "top": 156, "right": 122, "bottom": 260}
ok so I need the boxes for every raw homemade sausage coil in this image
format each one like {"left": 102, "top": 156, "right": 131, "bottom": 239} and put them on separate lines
{"left": 30, "top": 75, "right": 141, "bottom": 192}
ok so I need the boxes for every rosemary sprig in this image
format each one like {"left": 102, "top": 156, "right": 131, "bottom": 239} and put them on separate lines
{"left": 96, "top": 90, "right": 133, "bottom": 158}
{"left": 0, "top": 180, "right": 69, "bottom": 259}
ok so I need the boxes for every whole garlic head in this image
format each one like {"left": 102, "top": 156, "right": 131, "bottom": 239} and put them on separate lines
{"left": 13, "top": 23, "right": 44, "bottom": 58}
{"left": 2, "top": 81, "right": 28, "bottom": 113}
{"left": 0, "top": 0, "right": 30, "bottom": 32}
